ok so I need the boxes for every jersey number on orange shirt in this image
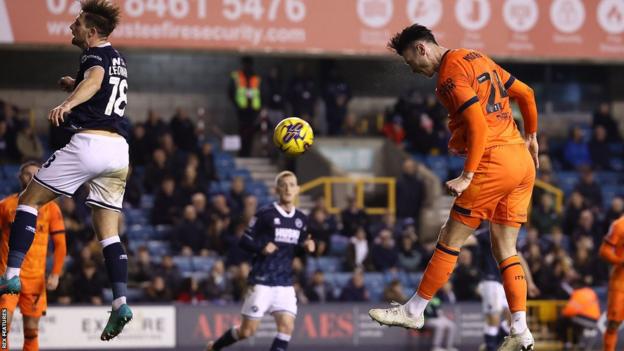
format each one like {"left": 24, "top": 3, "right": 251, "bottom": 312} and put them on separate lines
{"left": 477, "top": 70, "right": 507, "bottom": 114}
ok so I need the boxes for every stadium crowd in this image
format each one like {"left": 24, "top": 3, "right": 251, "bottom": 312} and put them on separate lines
{"left": 0, "top": 79, "right": 622, "bottom": 306}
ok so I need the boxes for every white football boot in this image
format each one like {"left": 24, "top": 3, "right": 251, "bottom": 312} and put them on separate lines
{"left": 497, "top": 328, "right": 535, "bottom": 351}
{"left": 368, "top": 302, "right": 424, "bottom": 329}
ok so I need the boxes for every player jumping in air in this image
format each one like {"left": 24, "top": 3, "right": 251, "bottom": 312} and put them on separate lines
{"left": 368, "top": 24, "right": 539, "bottom": 351}
{"left": 0, "top": 162, "right": 66, "bottom": 351}
{"left": 0, "top": 0, "right": 132, "bottom": 341}
{"left": 207, "top": 171, "right": 315, "bottom": 351}
{"left": 599, "top": 216, "right": 624, "bottom": 351}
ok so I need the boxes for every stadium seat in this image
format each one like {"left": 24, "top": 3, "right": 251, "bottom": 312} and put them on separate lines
{"left": 152, "top": 225, "right": 173, "bottom": 240}
{"left": 329, "top": 234, "right": 349, "bottom": 256}
{"left": 307, "top": 257, "right": 342, "bottom": 274}
{"left": 425, "top": 155, "right": 449, "bottom": 181}
{"left": 172, "top": 256, "right": 193, "bottom": 273}
{"left": 140, "top": 194, "right": 155, "bottom": 209}
{"left": 557, "top": 171, "right": 578, "bottom": 194}
{"left": 124, "top": 208, "right": 149, "bottom": 225}
{"left": 146, "top": 240, "right": 171, "bottom": 257}
{"left": 126, "top": 224, "right": 155, "bottom": 241}
{"left": 192, "top": 256, "right": 216, "bottom": 272}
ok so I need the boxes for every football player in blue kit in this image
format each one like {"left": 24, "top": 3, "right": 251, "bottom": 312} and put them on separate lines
{"left": 207, "top": 171, "right": 315, "bottom": 351}
{"left": 0, "top": 0, "right": 132, "bottom": 341}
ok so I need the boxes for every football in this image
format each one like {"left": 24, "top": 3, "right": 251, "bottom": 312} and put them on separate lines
{"left": 273, "top": 117, "right": 314, "bottom": 156}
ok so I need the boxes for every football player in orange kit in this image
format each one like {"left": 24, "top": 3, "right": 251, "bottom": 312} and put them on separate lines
{"left": 368, "top": 24, "right": 539, "bottom": 351}
{"left": 0, "top": 161, "right": 66, "bottom": 351}
{"left": 599, "top": 217, "right": 624, "bottom": 351}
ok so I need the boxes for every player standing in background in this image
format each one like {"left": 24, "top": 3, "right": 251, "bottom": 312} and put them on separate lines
{"left": 0, "top": 162, "right": 66, "bottom": 351}
{"left": 207, "top": 171, "right": 315, "bottom": 351}
{"left": 368, "top": 24, "right": 539, "bottom": 351}
{"left": 599, "top": 216, "right": 624, "bottom": 351}
{"left": 0, "top": 0, "right": 132, "bottom": 341}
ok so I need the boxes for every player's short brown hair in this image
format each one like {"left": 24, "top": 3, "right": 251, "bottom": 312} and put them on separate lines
{"left": 81, "top": 0, "right": 121, "bottom": 37}
{"left": 388, "top": 24, "right": 438, "bottom": 55}
{"left": 275, "top": 171, "right": 297, "bottom": 187}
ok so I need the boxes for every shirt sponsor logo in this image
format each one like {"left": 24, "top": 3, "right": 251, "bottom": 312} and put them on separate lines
{"left": 275, "top": 228, "right": 300, "bottom": 244}
{"left": 81, "top": 54, "right": 102, "bottom": 63}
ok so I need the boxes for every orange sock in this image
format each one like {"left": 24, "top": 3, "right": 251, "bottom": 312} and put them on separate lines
{"left": 499, "top": 255, "right": 527, "bottom": 313}
{"left": 417, "top": 243, "right": 460, "bottom": 300}
{"left": 23, "top": 328, "right": 38, "bottom": 351}
{"left": 604, "top": 329, "right": 618, "bottom": 351}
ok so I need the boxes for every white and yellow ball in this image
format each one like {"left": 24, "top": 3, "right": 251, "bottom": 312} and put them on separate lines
{"left": 273, "top": 117, "right": 314, "bottom": 156}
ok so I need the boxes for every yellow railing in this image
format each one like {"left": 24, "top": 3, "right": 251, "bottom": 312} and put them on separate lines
{"left": 298, "top": 177, "right": 396, "bottom": 215}
{"left": 534, "top": 179, "right": 564, "bottom": 213}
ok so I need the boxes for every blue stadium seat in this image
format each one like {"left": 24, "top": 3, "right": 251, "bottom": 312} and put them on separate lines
{"left": 425, "top": 155, "right": 449, "bottom": 181}
{"left": 602, "top": 185, "right": 620, "bottom": 208}
{"left": 229, "top": 168, "right": 252, "bottom": 181}
{"left": 147, "top": 240, "right": 171, "bottom": 257}
{"left": 596, "top": 172, "right": 620, "bottom": 186}
{"left": 172, "top": 256, "right": 193, "bottom": 273}
{"left": 192, "top": 256, "right": 216, "bottom": 272}
{"left": 364, "top": 273, "right": 385, "bottom": 302}
{"left": 126, "top": 239, "right": 146, "bottom": 254}
{"left": 126, "top": 224, "right": 155, "bottom": 240}
{"left": 247, "top": 181, "right": 268, "bottom": 198}
{"left": 329, "top": 234, "right": 349, "bottom": 256}
{"left": 307, "top": 257, "right": 342, "bottom": 274}
{"left": 557, "top": 171, "right": 578, "bottom": 194}
{"left": 152, "top": 225, "right": 172, "bottom": 240}
{"left": 124, "top": 208, "right": 149, "bottom": 225}
{"left": 141, "top": 194, "right": 155, "bottom": 209}
{"left": 325, "top": 272, "right": 352, "bottom": 298}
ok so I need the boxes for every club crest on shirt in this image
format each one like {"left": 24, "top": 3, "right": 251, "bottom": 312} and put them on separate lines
{"left": 295, "top": 218, "right": 303, "bottom": 229}
{"left": 274, "top": 218, "right": 281, "bottom": 225}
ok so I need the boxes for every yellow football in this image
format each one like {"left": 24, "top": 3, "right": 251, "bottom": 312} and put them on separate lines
{"left": 273, "top": 117, "right": 314, "bottom": 156}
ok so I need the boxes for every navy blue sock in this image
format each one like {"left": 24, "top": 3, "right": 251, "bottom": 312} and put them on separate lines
{"left": 7, "top": 206, "right": 38, "bottom": 272}
{"left": 270, "top": 333, "right": 290, "bottom": 351}
{"left": 101, "top": 239, "right": 128, "bottom": 302}
{"left": 484, "top": 333, "right": 498, "bottom": 351}
{"left": 213, "top": 328, "right": 239, "bottom": 350}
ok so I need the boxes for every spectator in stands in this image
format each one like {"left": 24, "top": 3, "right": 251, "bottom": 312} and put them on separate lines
{"left": 574, "top": 167, "right": 603, "bottom": 210}
{"left": 211, "top": 193, "right": 231, "bottom": 220}
{"left": 72, "top": 260, "right": 105, "bottom": 305}
{"left": 16, "top": 125, "right": 44, "bottom": 162}
{"left": 178, "top": 165, "right": 203, "bottom": 205}
{"left": 382, "top": 115, "right": 406, "bottom": 146}
{"left": 339, "top": 268, "right": 369, "bottom": 302}
{"left": 203, "top": 260, "right": 231, "bottom": 303}
{"left": 191, "top": 192, "right": 211, "bottom": 226}
{"left": 289, "top": 63, "right": 317, "bottom": 123}
{"left": 604, "top": 196, "right": 624, "bottom": 232}
{"left": 383, "top": 279, "right": 407, "bottom": 303}
{"left": 308, "top": 207, "right": 333, "bottom": 256}
{"left": 1, "top": 101, "right": 23, "bottom": 162}
{"left": 128, "top": 246, "right": 155, "bottom": 285}
{"left": 151, "top": 177, "right": 181, "bottom": 225}
{"left": 341, "top": 196, "right": 369, "bottom": 237}
{"left": 323, "top": 68, "right": 352, "bottom": 135}
{"left": 346, "top": 227, "right": 373, "bottom": 271}
{"left": 48, "top": 268, "right": 73, "bottom": 305}
{"left": 173, "top": 205, "right": 206, "bottom": 255}
{"left": 530, "top": 193, "right": 561, "bottom": 234}
{"left": 229, "top": 56, "right": 262, "bottom": 157}
{"left": 0, "top": 121, "right": 10, "bottom": 165}
{"left": 589, "top": 125, "right": 612, "bottom": 170}
{"left": 396, "top": 158, "right": 425, "bottom": 229}
{"left": 144, "top": 148, "right": 172, "bottom": 194}
{"left": 129, "top": 123, "right": 150, "bottom": 166}
{"left": 123, "top": 165, "right": 143, "bottom": 208}
{"left": 144, "top": 275, "right": 174, "bottom": 303}
{"left": 59, "top": 197, "right": 90, "bottom": 253}
{"left": 573, "top": 243, "right": 599, "bottom": 286}
{"left": 198, "top": 142, "right": 218, "bottom": 182}
{"left": 563, "top": 191, "right": 586, "bottom": 235}
{"left": 342, "top": 112, "right": 365, "bottom": 136}
{"left": 224, "top": 221, "right": 249, "bottom": 268}
{"left": 572, "top": 209, "right": 600, "bottom": 243}
{"left": 262, "top": 65, "right": 288, "bottom": 126}
{"left": 424, "top": 294, "right": 458, "bottom": 351}
{"left": 144, "top": 109, "right": 168, "bottom": 152}
{"left": 592, "top": 102, "right": 620, "bottom": 142}
{"left": 176, "top": 277, "right": 205, "bottom": 304}
{"left": 169, "top": 107, "right": 198, "bottom": 152}
{"left": 452, "top": 249, "right": 480, "bottom": 301}
{"left": 371, "top": 229, "right": 399, "bottom": 272}
{"left": 160, "top": 132, "right": 187, "bottom": 177}
{"left": 398, "top": 235, "right": 423, "bottom": 272}
{"left": 227, "top": 176, "right": 247, "bottom": 217}
{"left": 156, "top": 255, "right": 182, "bottom": 289}
{"left": 231, "top": 262, "right": 250, "bottom": 302}
{"left": 203, "top": 215, "right": 226, "bottom": 254}
{"left": 563, "top": 126, "right": 590, "bottom": 169}
{"left": 305, "top": 270, "right": 335, "bottom": 303}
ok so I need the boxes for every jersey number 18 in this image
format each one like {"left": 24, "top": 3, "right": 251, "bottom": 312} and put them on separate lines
{"left": 105, "top": 77, "right": 128, "bottom": 117}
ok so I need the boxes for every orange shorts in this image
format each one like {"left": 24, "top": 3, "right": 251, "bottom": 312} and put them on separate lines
{"left": 451, "top": 143, "right": 535, "bottom": 229}
{"left": 607, "top": 290, "right": 624, "bottom": 322}
{"left": 0, "top": 282, "right": 47, "bottom": 318}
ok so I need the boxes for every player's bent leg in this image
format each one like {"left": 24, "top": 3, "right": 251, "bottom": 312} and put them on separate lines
{"left": 207, "top": 317, "right": 260, "bottom": 351}
{"left": 271, "top": 312, "right": 295, "bottom": 351}
{"left": 369, "top": 218, "right": 475, "bottom": 329}
{"left": 490, "top": 222, "right": 533, "bottom": 351}
{"left": 0, "top": 182, "right": 58, "bottom": 295}
{"left": 22, "top": 316, "right": 40, "bottom": 351}
{"left": 604, "top": 320, "right": 621, "bottom": 351}
{"left": 92, "top": 208, "right": 132, "bottom": 341}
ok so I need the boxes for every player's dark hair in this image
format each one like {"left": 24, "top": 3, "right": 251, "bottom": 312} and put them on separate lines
{"left": 81, "top": 0, "right": 121, "bottom": 38}
{"left": 387, "top": 24, "right": 438, "bottom": 55}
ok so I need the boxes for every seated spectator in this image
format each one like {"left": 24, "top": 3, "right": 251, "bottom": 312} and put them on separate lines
{"left": 198, "top": 143, "right": 218, "bottom": 183}
{"left": 203, "top": 260, "right": 231, "bottom": 303}
{"left": 144, "top": 148, "right": 172, "bottom": 194}
{"left": 592, "top": 102, "right": 620, "bottom": 142}
{"left": 16, "top": 125, "right": 44, "bottom": 161}
{"left": 129, "top": 123, "right": 150, "bottom": 166}
{"left": 341, "top": 196, "right": 369, "bottom": 237}
{"left": 530, "top": 193, "right": 561, "bottom": 234}
{"left": 72, "top": 260, "right": 104, "bottom": 305}
{"left": 370, "top": 213, "right": 400, "bottom": 239}
{"left": 170, "top": 107, "right": 198, "bottom": 152}
{"left": 382, "top": 279, "right": 407, "bottom": 303}
{"left": 0, "top": 120, "right": 10, "bottom": 164}
{"left": 339, "top": 268, "right": 369, "bottom": 302}
{"left": 179, "top": 165, "right": 203, "bottom": 204}
{"left": 123, "top": 165, "right": 143, "bottom": 209}
{"left": 371, "top": 229, "right": 399, "bottom": 272}
{"left": 156, "top": 255, "right": 182, "bottom": 288}
{"left": 308, "top": 208, "right": 333, "bottom": 256}
{"left": 144, "top": 109, "right": 168, "bottom": 151}
{"left": 398, "top": 235, "right": 423, "bottom": 272}
{"left": 574, "top": 167, "right": 603, "bottom": 210}
{"left": 604, "top": 196, "right": 624, "bottom": 232}
{"left": 224, "top": 221, "right": 249, "bottom": 267}
{"left": 172, "top": 205, "right": 206, "bottom": 255}
{"left": 452, "top": 250, "right": 479, "bottom": 301}
{"left": 305, "top": 270, "right": 335, "bottom": 303}
{"left": 204, "top": 215, "right": 227, "bottom": 254}
{"left": 563, "top": 126, "right": 590, "bottom": 169}
{"left": 210, "top": 194, "right": 231, "bottom": 220}
{"left": 573, "top": 245, "right": 599, "bottom": 286}
{"left": 589, "top": 125, "right": 611, "bottom": 170}
{"left": 572, "top": 209, "right": 600, "bottom": 243}
{"left": 151, "top": 177, "right": 181, "bottom": 225}
{"left": 240, "top": 195, "right": 258, "bottom": 225}
{"left": 160, "top": 132, "right": 187, "bottom": 177}
{"left": 424, "top": 294, "right": 458, "bottom": 351}
{"left": 128, "top": 246, "right": 155, "bottom": 285}
{"left": 176, "top": 277, "right": 205, "bottom": 304}
{"left": 346, "top": 227, "right": 373, "bottom": 271}
{"left": 227, "top": 176, "right": 247, "bottom": 217}
{"left": 144, "top": 275, "right": 174, "bottom": 303}
{"left": 396, "top": 159, "right": 425, "bottom": 228}
{"left": 191, "top": 192, "right": 211, "bottom": 226}
{"left": 562, "top": 191, "right": 586, "bottom": 235}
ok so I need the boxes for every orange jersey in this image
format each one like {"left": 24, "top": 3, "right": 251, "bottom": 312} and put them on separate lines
{"left": 600, "top": 216, "right": 624, "bottom": 292}
{"left": 435, "top": 49, "right": 531, "bottom": 157}
{"left": 0, "top": 194, "right": 66, "bottom": 293}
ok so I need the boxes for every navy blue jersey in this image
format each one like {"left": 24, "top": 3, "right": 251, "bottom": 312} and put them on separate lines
{"left": 66, "top": 43, "right": 130, "bottom": 139}
{"left": 475, "top": 228, "right": 501, "bottom": 282}
{"left": 240, "top": 203, "right": 308, "bottom": 286}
